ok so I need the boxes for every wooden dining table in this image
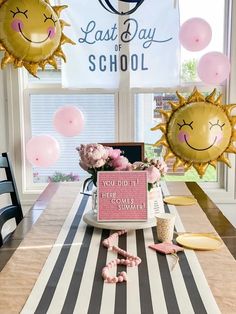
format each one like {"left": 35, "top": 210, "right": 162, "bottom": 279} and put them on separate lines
{"left": 0, "top": 181, "right": 235, "bottom": 314}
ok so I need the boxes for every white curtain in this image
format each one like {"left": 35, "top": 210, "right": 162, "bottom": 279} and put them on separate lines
{"left": 62, "top": 0, "right": 180, "bottom": 88}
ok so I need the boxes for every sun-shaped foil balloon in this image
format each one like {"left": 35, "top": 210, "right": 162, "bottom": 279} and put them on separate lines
{"left": 0, "top": 0, "right": 75, "bottom": 76}
{"left": 151, "top": 88, "right": 236, "bottom": 177}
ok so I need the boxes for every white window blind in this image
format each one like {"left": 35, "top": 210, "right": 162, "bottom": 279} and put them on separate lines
{"left": 30, "top": 94, "right": 115, "bottom": 182}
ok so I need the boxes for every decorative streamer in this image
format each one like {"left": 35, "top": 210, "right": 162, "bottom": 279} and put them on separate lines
{"left": 102, "top": 230, "right": 142, "bottom": 283}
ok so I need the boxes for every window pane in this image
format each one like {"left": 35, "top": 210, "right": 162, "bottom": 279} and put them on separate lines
{"left": 30, "top": 94, "right": 116, "bottom": 183}
{"left": 134, "top": 92, "right": 218, "bottom": 182}
{"left": 28, "top": 58, "right": 61, "bottom": 84}
{"left": 179, "top": 0, "right": 225, "bottom": 83}
{"left": 28, "top": 68, "right": 61, "bottom": 85}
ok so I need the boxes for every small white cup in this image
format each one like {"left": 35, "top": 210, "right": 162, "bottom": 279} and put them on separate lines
{"left": 155, "top": 213, "right": 175, "bottom": 242}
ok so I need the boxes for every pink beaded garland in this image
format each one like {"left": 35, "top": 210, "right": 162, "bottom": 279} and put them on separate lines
{"left": 102, "top": 230, "right": 142, "bottom": 284}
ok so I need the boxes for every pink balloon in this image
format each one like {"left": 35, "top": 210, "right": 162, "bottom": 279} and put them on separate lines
{"left": 53, "top": 106, "right": 85, "bottom": 137}
{"left": 179, "top": 18, "right": 212, "bottom": 51}
{"left": 26, "top": 135, "right": 60, "bottom": 167}
{"left": 197, "top": 52, "right": 231, "bottom": 84}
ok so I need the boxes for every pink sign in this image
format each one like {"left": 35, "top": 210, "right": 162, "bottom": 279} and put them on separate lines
{"left": 97, "top": 171, "right": 148, "bottom": 221}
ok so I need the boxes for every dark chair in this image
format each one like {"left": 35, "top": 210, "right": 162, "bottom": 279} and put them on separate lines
{"left": 0, "top": 152, "right": 23, "bottom": 246}
{"left": 101, "top": 142, "right": 145, "bottom": 163}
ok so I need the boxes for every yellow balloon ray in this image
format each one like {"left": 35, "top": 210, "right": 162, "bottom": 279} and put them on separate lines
{"left": 0, "top": 0, "right": 75, "bottom": 76}
{"left": 152, "top": 88, "right": 236, "bottom": 178}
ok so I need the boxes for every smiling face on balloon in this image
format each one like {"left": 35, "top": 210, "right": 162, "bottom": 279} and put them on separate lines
{"left": 151, "top": 89, "right": 236, "bottom": 177}
{"left": 0, "top": 0, "right": 61, "bottom": 62}
{"left": 167, "top": 102, "right": 231, "bottom": 162}
{"left": 0, "top": 0, "right": 74, "bottom": 76}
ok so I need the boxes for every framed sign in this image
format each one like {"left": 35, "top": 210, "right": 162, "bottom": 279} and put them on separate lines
{"left": 97, "top": 171, "right": 147, "bottom": 221}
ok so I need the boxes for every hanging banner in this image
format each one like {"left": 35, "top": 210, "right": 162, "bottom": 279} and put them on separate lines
{"left": 62, "top": 0, "right": 180, "bottom": 88}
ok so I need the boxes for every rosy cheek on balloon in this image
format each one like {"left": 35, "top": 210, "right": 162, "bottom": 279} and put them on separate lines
{"left": 214, "top": 133, "right": 223, "bottom": 144}
{"left": 48, "top": 26, "right": 56, "bottom": 38}
{"left": 178, "top": 130, "right": 189, "bottom": 143}
{"left": 11, "top": 19, "right": 23, "bottom": 32}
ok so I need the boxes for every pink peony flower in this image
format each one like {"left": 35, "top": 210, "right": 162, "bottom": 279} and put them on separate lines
{"left": 111, "top": 156, "right": 130, "bottom": 171}
{"left": 131, "top": 158, "right": 167, "bottom": 191}
{"left": 76, "top": 144, "right": 108, "bottom": 168}
{"left": 77, "top": 143, "right": 131, "bottom": 188}
{"left": 108, "top": 147, "right": 122, "bottom": 159}
{"left": 146, "top": 165, "right": 161, "bottom": 184}
{"left": 94, "top": 159, "right": 106, "bottom": 168}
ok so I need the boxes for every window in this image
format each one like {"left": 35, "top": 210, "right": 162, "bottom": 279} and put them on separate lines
{"left": 134, "top": 0, "right": 226, "bottom": 183}
{"left": 134, "top": 89, "right": 223, "bottom": 183}
{"left": 29, "top": 94, "right": 116, "bottom": 183}
{"left": 6, "top": 0, "right": 235, "bottom": 203}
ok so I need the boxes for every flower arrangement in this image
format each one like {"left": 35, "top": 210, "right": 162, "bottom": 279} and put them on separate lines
{"left": 132, "top": 158, "right": 168, "bottom": 191}
{"left": 77, "top": 144, "right": 168, "bottom": 192}
{"left": 76, "top": 143, "right": 131, "bottom": 190}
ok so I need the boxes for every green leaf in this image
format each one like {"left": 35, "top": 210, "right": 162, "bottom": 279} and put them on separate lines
{"left": 148, "top": 182, "right": 153, "bottom": 192}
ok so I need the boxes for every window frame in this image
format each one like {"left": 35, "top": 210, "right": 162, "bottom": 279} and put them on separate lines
{"left": 4, "top": 0, "right": 236, "bottom": 205}
{"left": 24, "top": 86, "right": 119, "bottom": 192}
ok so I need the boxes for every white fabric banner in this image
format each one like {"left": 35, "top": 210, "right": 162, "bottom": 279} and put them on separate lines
{"left": 62, "top": 0, "right": 180, "bottom": 88}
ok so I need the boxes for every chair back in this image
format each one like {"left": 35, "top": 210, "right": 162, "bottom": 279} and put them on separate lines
{"left": 101, "top": 142, "right": 145, "bottom": 163}
{"left": 0, "top": 152, "right": 23, "bottom": 246}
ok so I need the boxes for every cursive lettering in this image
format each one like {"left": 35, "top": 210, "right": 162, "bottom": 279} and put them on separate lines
{"left": 79, "top": 20, "right": 118, "bottom": 44}
{"left": 78, "top": 18, "right": 172, "bottom": 48}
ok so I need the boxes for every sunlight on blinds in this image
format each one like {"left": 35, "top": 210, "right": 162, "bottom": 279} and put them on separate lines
{"left": 30, "top": 94, "right": 115, "bottom": 182}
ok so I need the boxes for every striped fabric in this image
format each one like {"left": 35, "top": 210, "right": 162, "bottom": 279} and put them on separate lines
{"left": 21, "top": 182, "right": 220, "bottom": 314}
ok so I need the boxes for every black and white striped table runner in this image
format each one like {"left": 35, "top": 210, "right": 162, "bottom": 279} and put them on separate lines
{"left": 21, "top": 183, "right": 220, "bottom": 314}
